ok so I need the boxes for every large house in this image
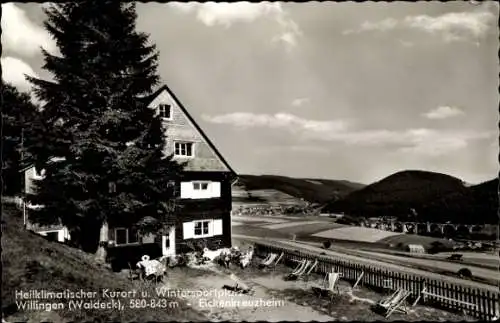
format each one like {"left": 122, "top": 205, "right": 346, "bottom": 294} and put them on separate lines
{"left": 21, "top": 84, "right": 237, "bottom": 257}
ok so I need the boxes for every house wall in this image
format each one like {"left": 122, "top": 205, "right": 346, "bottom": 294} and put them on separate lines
{"left": 37, "top": 227, "right": 71, "bottom": 242}
{"left": 173, "top": 171, "right": 232, "bottom": 253}
{"left": 24, "top": 167, "right": 38, "bottom": 195}
{"left": 147, "top": 89, "right": 230, "bottom": 172}
{"left": 23, "top": 165, "right": 68, "bottom": 235}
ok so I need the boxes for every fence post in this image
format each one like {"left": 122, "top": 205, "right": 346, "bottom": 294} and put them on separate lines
{"left": 420, "top": 279, "right": 427, "bottom": 304}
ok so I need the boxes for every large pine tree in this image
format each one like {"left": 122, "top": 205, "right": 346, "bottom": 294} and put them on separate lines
{"left": 26, "top": 1, "right": 185, "bottom": 260}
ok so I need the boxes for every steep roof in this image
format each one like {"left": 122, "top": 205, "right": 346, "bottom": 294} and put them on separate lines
{"left": 20, "top": 85, "right": 238, "bottom": 181}
{"left": 144, "top": 84, "right": 237, "bottom": 178}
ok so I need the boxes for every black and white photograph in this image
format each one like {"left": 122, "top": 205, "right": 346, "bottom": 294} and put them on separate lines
{"left": 1, "top": 1, "right": 499, "bottom": 322}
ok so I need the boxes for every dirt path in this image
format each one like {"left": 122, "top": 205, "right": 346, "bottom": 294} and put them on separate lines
{"left": 163, "top": 265, "right": 335, "bottom": 321}
{"left": 156, "top": 254, "right": 473, "bottom": 322}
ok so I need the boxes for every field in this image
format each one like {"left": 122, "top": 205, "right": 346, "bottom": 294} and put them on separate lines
{"left": 312, "top": 227, "right": 402, "bottom": 243}
{"left": 233, "top": 215, "right": 457, "bottom": 248}
{"left": 233, "top": 187, "right": 306, "bottom": 206}
{"left": 262, "top": 222, "right": 346, "bottom": 236}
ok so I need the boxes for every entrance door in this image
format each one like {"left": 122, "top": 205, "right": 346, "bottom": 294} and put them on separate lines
{"left": 162, "top": 226, "right": 176, "bottom": 257}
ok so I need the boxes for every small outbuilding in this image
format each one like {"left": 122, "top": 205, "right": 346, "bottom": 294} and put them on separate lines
{"left": 407, "top": 244, "right": 426, "bottom": 254}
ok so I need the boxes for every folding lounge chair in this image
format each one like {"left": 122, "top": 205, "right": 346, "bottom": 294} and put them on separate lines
{"left": 261, "top": 252, "right": 284, "bottom": 270}
{"left": 301, "top": 259, "right": 318, "bottom": 281}
{"left": 377, "top": 289, "right": 411, "bottom": 318}
{"left": 312, "top": 272, "right": 341, "bottom": 299}
{"left": 259, "top": 253, "right": 277, "bottom": 268}
{"left": 285, "top": 260, "right": 310, "bottom": 281}
{"left": 223, "top": 273, "right": 254, "bottom": 295}
{"left": 270, "top": 252, "right": 284, "bottom": 270}
{"left": 284, "top": 259, "right": 306, "bottom": 278}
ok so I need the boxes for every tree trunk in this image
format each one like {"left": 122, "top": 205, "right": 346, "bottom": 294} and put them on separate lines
{"left": 95, "top": 220, "right": 109, "bottom": 262}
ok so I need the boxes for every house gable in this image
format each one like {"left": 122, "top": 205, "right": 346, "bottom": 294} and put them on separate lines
{"left": 147, "top": 85, "right": 236, "bottom": 175}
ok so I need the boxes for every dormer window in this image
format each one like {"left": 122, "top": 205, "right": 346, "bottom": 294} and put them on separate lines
{"left": 158, "top": 104, "right": 171, "bottom": 119}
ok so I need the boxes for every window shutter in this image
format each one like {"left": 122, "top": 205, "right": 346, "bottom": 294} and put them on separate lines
{"left": 212, "top": 219, "right": 223, "bottom": 236}
{"left": 183, "top": 222, "right": 194, "bottom": 239}
{"left": 210, "top": 182, "right": 221, "bottom": 198}
{"left": 180, "top": 182, "right": 192, "bottom": 199}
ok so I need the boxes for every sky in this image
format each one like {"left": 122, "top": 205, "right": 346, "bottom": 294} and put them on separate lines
{"left": 2, "top": 1, "right": 499, "bottom": 184}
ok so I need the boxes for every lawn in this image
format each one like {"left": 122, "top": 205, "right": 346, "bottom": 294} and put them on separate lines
{"left": 1, "top": 203, "right": 205, "bottom": 322}
{"left": 232, "top": 223, "right": 293, "bottom": 240}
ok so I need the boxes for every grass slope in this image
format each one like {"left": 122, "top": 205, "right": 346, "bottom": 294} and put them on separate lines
{"left": 1, "top": 203, "right": 204, "bottom": 322}
{"left": 236, "top": 174, "right": 364, "bottom": 204}
{"left": 323, "top": 170, "right": 497, "bottom": 224}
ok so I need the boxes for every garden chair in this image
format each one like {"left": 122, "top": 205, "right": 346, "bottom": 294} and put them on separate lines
{"left": 259, "top": 253, "right": 277, "bottom": 268}
{"left": 301, "top": 259, "right": 318, "bottom": 281}
{"left": 312, "top": 272, "right": 341, "bottom": 299}
{"left": 284, "top": 260, "right": 310, "bottom": 281}
{"left": 128, "top": 261, "right": 144, "bottom": 281}
{"left": 240, "top": 247, "right": 254, "bottom": 268}
{"left": 377, "top": 289, "right": 411, "bottom": 318}
{"left": 270, "top": 252, "right": 284, "bottom": 270}
{"left": 136, "top": 255, "right": 167, "bottom": 285}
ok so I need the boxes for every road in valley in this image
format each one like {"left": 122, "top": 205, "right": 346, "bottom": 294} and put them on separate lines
{"left": 297, "top": 240, "right": 499, "bottom": 285}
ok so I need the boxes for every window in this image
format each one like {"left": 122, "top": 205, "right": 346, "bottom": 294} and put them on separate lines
{"left": 193, "top": 182, "right": 209, "bottom": 190}
{"left": 164, "top": 233, "right": 170, "bottom": 248}
{"left": 194, "top": 220, "right": 210, "bottom": 237}
{"left": 115, "top": 228, "right": 127, "bottom": 245}
{"left": 180, "top": 181, "right": 220, "bottom": 199}
{"left": 158, "top": 104, "right": 171, "bottom": 119}
{"left": 46, "top": 231, "right": 59, "bottom": 241}
{"left": 115, "top": 228, "right": 139, "bottom": 245}
{"left": 174, "top": 142, "right": 194, "bottom": 157}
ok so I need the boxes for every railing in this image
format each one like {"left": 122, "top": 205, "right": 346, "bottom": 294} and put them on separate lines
{"left": 254, "top": 242, "right": 499, "bottom": 321}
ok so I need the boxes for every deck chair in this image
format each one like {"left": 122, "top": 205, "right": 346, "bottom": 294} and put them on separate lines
{"left": 284, "top": 260, "right": 310, "bottom": 281}
{"left": 223, "top": 273, "right": 254, "bottom": 295}
{"left": 301, "top": 259, "right": 318, "bottom": 281}
{"left": 270, "top": 252, "right": 284, "bottom": 270}
{"left": 377, "top": 289, "right": 411, "bottom": 318}
{"left": 259, "top": 253, "right": 277, "bottom": 268}
{"left": 312, "top": 272, "right": 341, "bottom": 299}
{"left": 261, "top": 252, "right": 284, "bottom": 270}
